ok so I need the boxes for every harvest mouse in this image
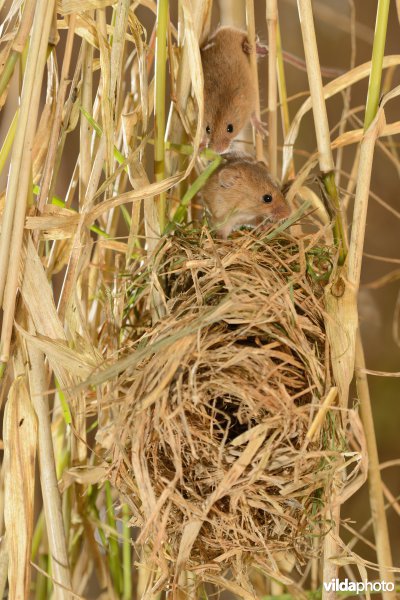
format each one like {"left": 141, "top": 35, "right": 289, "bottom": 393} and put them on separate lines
{"left": 201, "top": 26, "right": 267, "bottom": 153}
{"left": 202, "top": 154, "right": 290, "bottom": 239}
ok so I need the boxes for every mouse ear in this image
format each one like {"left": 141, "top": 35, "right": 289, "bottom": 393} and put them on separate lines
{"left": 219, "top": 168, "right": 240, "bottom": 188}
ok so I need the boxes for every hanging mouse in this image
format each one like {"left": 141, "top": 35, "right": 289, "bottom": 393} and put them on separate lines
{"left": 201, "top": 153, "right": 290, "bottom": 239}
{"left": 201, "top": 26, "right": 268, "bottom": 154}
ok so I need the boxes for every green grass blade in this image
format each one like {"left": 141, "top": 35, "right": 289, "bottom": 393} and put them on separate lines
{"left": 122, "top": 503, "right": 132, "bottom": 600}
{"left": 364, "top": 0, "right": 390, "bottom": 130}
{"left": 172, "top": 156, "right": 222, "bottom": 225}
{"left": 105, "top": 481, "right": 123, "bottom": 595}
{"left": 0, "top": 109, "right": 19, "bottom": 176}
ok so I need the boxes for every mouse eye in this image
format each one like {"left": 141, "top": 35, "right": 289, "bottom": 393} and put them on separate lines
{"left": 263, "top": 194, "right": 273, "bottom": 203}
{"left": 206, "top": 125, "right": 211, "bottom": 134}
{"left": 227, "top": 124, "right": 234, "bottom": 133}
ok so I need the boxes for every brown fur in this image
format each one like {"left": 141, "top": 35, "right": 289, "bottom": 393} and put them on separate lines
{"left": 201, "top": 27, "right": 259, "bottom": 153}
{"left": 202, "top": 154, "right": 290, "bottom": 239}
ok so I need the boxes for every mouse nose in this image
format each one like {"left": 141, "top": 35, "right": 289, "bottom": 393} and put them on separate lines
{"left": 211, "top": 140, "right": 231, "bottom": 154}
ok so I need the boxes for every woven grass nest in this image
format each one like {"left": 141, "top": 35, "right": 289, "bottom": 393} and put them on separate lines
{"left": 104, "top": 226, "right": 364, "bottom": 593}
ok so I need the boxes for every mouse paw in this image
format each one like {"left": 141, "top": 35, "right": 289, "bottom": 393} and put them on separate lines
{"left": 255, "top": 39, "right": 268, "bottom": 57}
{"left": 243, "top": 37, "right": 268, "bottom": 57}
{"left": 251, "top": 113, "right": 268, "bottom": 137}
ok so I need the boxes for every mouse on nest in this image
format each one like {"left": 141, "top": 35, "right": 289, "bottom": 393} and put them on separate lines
{"left": 201, "top": 26, "right": 268, "bottom": 154}
{"left": 201, "top": 154, "right": 290, "bottom": 239}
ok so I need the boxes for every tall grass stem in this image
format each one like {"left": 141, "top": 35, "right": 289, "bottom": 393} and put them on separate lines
{"left": 154, "top": 0, "right": 169, "bottom": 232}
{"left": 297, "top": 0, "right": 347, "bottom": 263}
{"left": 267, "top": 0, "right": 278, "bottom": 178}
{"left": 364, "top": 0, "right": 391, "bottom": 130}
{"left": 246, "top": 0, "right": 264, "bottom": 161}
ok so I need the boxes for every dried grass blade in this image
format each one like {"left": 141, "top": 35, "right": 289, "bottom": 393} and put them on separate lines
{"left": 165, "top": 0, "right": 209, "bottom": 169}
{"left": 176, "top": 432, "right": 266, "bottom": 579}
{"left": 80, "top": 301, "right": 232, "bottom": 388}
{"left": 58, "top": 0, "right": 115, "bottom": 15}
{"left": 18, "top": 328, "right": 97, "bottom": 380}
{"left": 3, "top": 373, "right": 37, "bottom": 598}
{"left": 36, "top": 15, "right": 77, "bottom": 217}
{"left": 282, "top": 54, "right": 400, "bottom": 181}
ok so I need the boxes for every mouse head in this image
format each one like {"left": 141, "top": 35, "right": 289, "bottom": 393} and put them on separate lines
{"left": 218, "top": 160, "right": 290, "bottom": 221}
{"left": 203, "top": 101, "right": 249, "bottom": 154}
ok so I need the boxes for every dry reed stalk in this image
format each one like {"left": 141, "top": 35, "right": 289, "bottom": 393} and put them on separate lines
{"left": 245, "top": 0, "right": 264, "bottom": 161}
{"left": 0, "top": 0, "right": 56, "bottom": 367}
{"left": 218, "top": 0, "right": 246, "bottom": 27}
{"left": 355, "top": 331, "right": 395, "bottom": 597}
{"left": 266, "top": 7, "right": 284, "bottom": 573}
{"left": 144, "top": 0, "right": 167, "bottom": 257}
{"left": 276, "top": 23, "right": 289, "bottom": 138}
{"left": 27, "top": 342, "right": 72, "bottom": 600}
{"left": 154, "top": 0, "right": 169, "bottom": 232}
{"left": 296, "top": 0, "right": 346, "bottom": 263}
{"left": 296, "top": 0, "right": 334, "bottom": 175}
{"left": 0, "top": 0, "right": 36, "bottom": 100}
{"left": 267, "top": 0, "right": 278, "bottom": 178}
{"left": 0, "top": 538, "right": 8, "bottom": 600}
{"left": 79, "top": 38, "right": 94, "bottom": 201}
{"left": 334, "top": 0, "right": 356, "bottom": 190}
{"left": 339, "top": 87, "right": 400, "bottom": 398}
{"left": 345, "top": 3, "right": 395, "bottom": 595}
{"left": 295, "top": 1, "right": 347, "bottom": 594}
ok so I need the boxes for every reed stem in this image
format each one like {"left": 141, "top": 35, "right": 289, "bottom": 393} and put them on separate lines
{"left": 122, "top": 504, "right": 132, "bottom": 600}
{"left": 27, "top": 343, "right": 72, "bottom": 599}
{"left": 0, "top": 0, "right": 56, "bottom": 365}
{"left": 364, "top": 0, "right": 391, "bottom": 130}
{"left": 246, "top": 0, "right": 264, "bottom": 160}
{"left": 348, "top": 0, "right": 390, "bottom": 291}
{"left": 154, "top": 0, "right": 169, "bottom": 232}
{"left": 297, "top": 0, "right": 347, "bottom": 264}
{"left": 0, "top": 0, "right": 37, "bottom": 98}
{"left": 218, "top": 0, "right": 246, "bottom": 27}
{"left": 267, "top": 0, "right": 278, "bottom": 178}
{"left": 276, "top": 23, "right": 290, "bottom": 139}
{"left": 355, "top": 331, "right": 395, "bottom": 598}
